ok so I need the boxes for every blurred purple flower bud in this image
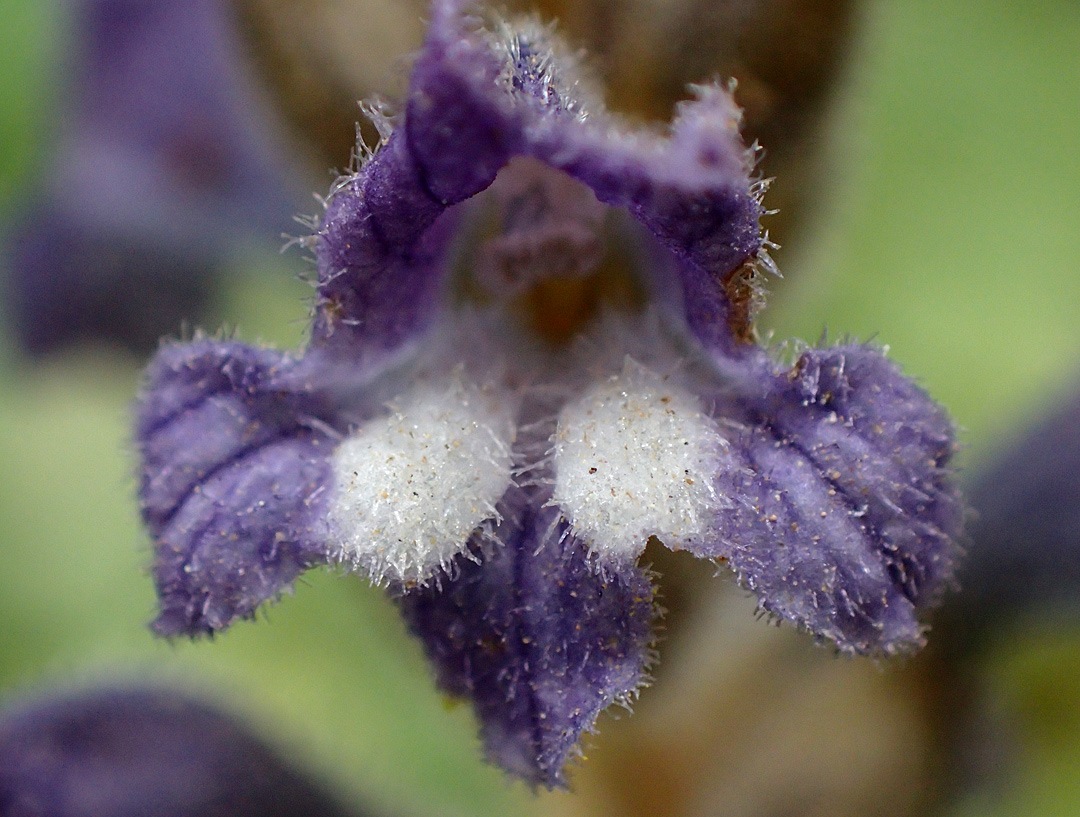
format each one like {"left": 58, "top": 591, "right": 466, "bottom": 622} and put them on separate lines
{"left": 938, "top": 385, "right": 1080, "bottom": 652}
{"left": 4, "top": 0, "right": 303, "bottom": 354}
{"left": 0, "top": 685, "right": 363, "bottom": 817}
{"left": 135, "top": 0, "right": 962, "bottom": 785}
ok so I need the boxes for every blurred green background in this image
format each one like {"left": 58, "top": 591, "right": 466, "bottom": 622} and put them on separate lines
{"left": 1, "top": 0, "right": 1079, "bottom": 815}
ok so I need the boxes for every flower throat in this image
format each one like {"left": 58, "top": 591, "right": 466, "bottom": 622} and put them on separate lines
{"left": 453, "top": 156, "right": 647, "bottom": 345}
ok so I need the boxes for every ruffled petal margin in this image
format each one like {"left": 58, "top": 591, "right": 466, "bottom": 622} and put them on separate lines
{"left": 138, "top": 340, "right": 335, "bottom": 636}
{"left": 687, "top": 344, "right": 962, "bottom": 655}
{"left": 398, "top": 485, "right": 655, "bottom": 788}
{"left": 312, "top": 0, "right": 764, "bottom": 362}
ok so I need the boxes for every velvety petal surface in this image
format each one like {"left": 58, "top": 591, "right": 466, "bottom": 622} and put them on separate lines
{"left": 398, "top": 486, "right": 655, "bottom": 787}
{"left": 694, "top": 344, "right": 961, "bottom": 654}
{"left": 137, "top": 341, "right": 336, "bottom": 637}
{"left": 312, "top": 0, "right": 764, "bottom": 361}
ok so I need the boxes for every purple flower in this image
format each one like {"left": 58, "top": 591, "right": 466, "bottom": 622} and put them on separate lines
{"left": 4, "top": 0, "right": 301, "bottom": 354}
{"left": 937, "top": 383, "right": 1080, "bottom": 654}
{"left": 136, "top": 0, "right": 962, "bottom": 786}
{"left": 0, "top": 685, "right": 364, "bottom": 817}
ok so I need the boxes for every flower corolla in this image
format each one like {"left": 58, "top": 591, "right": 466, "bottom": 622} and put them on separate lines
{"left": 136, "top": 0, "right": 962, "bottom": 786}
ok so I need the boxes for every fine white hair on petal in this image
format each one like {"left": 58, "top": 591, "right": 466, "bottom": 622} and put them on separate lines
{"left": 329, "top": 375, "right": 516, "bottom": 585}
{"left": 552, "top": 357, "right": 726, "bottom": 564}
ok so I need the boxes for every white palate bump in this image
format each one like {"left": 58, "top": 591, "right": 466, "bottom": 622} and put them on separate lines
{"left": 553, "top": 359, "right": 725, "bottom": 564}
{"left": 330, "top": 377, "right": 515, "bottom": 585}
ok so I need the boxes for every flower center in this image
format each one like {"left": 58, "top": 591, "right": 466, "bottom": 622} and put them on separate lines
{"left": 328, "top": 159, "right": 731, "bottom": 584}
{"left": 456, "top": 157, "right": 645, "bottom": 344}
{"left": 330, "top": 376, "right": 517, "bottom": 586}
{"left": 552, "top": 358, "right": 728, "bottom": 565}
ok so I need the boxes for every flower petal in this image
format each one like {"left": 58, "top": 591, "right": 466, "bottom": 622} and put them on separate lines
{"left": 313, "top": 0, "right": 763, "bottom": 360}
{"left": 765, "top": 345, "right": 962, "bottom": 605}
{"left": 137, "top": 340, "right": 336, "bottom": 636}
{"left": 690, "top": 344, "right": 961, "bottom": 654}
{"left": 398, "top": 486, "right": 655, "bottom": 787}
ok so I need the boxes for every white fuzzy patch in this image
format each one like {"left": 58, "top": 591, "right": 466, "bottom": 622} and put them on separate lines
{"left": 330, "top": 377, "right": 516, "bottom": 584}
{"left": 553, "top": 359, "right": 725, "bottom": 564}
